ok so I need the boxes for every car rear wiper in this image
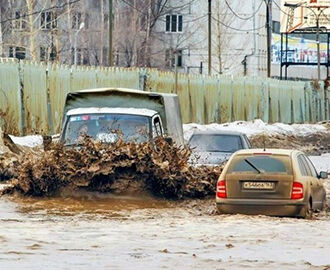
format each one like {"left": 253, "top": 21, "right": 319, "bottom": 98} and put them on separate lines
{"left": 244, "top": 158, "right": 262, "bottom": 174}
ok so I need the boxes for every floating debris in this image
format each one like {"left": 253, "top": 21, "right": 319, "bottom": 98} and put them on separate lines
{"left": 1, "top": 137, "right": 223, "bottom": 199}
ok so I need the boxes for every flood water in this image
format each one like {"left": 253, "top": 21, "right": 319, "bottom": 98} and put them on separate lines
{"left": 1, "top": 183, "right": 330, "bottom": 270}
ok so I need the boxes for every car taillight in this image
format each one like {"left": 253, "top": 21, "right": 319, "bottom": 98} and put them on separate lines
{"left": 217, "top": 180, "right": 227, "bottom": 198}
{"left": 291, "top": 182, "right": 304, "bottom": 200}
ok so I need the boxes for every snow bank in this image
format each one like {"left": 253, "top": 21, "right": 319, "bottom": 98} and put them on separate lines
{"left": 183, "top": 119, "right": 327, "bottom": 141}
{"left": 9, "top": 135, "right": 43, "bottom": 148}
{"left": 309, "top": 153, "right": 330, "bottom": 172}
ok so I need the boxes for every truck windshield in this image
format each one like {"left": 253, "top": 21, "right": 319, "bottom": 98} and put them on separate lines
{"left": 63, "top": 113, "right": 150, "bottom": 145}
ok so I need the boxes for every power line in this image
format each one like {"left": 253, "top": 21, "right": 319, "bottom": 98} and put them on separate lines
{"left": 212, "top": 16, "right": 266, "bottom": 32}
{"left": 0, "top": 0, "right": 81, "bottom": 24}
{"left": 120, "top": 0, "right": 208, "bottom": 24}
{"left": 224, "top": 0, "right": 264, "bottom": 20}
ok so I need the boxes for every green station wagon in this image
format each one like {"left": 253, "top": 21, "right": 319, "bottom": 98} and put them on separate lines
{"left": 216, "top": 149, "right": 327, "bottom": 218}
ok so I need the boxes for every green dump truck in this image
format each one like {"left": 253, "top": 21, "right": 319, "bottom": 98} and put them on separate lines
{"left": 59, "top": 88, "right": 184, "bottom": 145}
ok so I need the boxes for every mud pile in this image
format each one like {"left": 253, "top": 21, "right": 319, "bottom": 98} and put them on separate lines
{"left": 1, "top": 137, "right": 222, "bottom": 199}
{"left": 250, "top": 131, "right": 330, "bottom": 155}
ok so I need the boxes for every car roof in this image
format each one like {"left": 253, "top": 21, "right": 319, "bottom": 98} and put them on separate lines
{"left": 191, "top": 130, "right": 245, "bottom": 136}
{"left": 233, "top": 148, "right": 297, "bottom": 156}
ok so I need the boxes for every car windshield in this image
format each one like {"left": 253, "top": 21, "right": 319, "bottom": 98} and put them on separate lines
{"left": 189, "top": 134, "right": 243, "bottom": 152}
{"left": 228, "top": 155, "right": 292, "bottom": 175}
{"left": 63, "top": 113, "right": 150, "bottom": 145}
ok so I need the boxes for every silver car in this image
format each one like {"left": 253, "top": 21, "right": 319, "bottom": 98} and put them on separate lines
{"left": 188, "top": 130, "right": 251, "bottom": 165}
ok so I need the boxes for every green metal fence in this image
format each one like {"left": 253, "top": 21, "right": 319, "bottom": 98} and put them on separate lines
{"left": 0, "top": 60, "right": 329, "bottom": 135}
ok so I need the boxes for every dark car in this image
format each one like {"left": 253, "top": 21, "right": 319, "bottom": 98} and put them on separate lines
{"left": 188, "top": 130, "right": 251, "bottom": 165}
{"left": 216, "top": 149, "right": 327, "bottom": 218}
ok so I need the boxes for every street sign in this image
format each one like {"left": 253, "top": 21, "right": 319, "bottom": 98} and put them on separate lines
{"left": 280, "top": 0, "right": 330, "bottom": 33}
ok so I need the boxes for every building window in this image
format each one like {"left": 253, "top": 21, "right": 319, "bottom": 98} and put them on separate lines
{"left": 40, "top": 47, "right": 46, "bottom": 61}
{"left": 71, "top": 47, "right": 88, "bottom": 65}
{"left": 9, "top": 47, "right": 26, "bottom": 60}
{"left": 41, "top": 11, "right": 57, "bottom": 29}
{"left": 14, "top": 11, "right": 26, "bottom": 30}
{"left": 72, "top": 12, "right": 82, "bottom": 29}
{"left": 272, "top": 21, "right": 280, "bottom": 34}
{"left": 165, "top": 49, "right": 183, "bottom": 67}
{"left": 165, "top": 14, "right": 183, "bottom": 32}
{"left": 40, "top": 46, "right": 56, "bottom": 62}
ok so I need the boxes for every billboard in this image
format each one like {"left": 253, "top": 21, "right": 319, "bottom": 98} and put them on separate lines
{"left": 272, "top": 33, "right": 328, "bottom": 63}
{"left": 280, "top": 0, "right": 330, "bottom": 33}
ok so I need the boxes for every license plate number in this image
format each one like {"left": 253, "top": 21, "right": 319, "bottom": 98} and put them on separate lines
{"left": 243, "top": 181, "right": 274, "bottom": 190}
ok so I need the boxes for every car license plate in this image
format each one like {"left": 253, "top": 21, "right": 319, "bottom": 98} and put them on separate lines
{"left": 243, "top": 181, "right": 274, "bottom": 190}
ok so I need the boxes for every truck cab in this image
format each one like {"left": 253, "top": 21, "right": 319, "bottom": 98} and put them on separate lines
{"left": 59, "top": 88, "right": 184, "bottom": 146}
{"left": 61, "top": 107, "right": 164, "bottom": 145}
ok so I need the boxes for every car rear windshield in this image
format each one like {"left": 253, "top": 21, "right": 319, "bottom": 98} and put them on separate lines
{"left": 189, "top": 134, "right": 243, "bottom": 152}
{"left": 227, "top": 155, "right": 292, "bottom": 175}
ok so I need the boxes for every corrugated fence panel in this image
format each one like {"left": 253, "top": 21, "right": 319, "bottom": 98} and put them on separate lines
{"left": 48, "top": 64, "right": 71, "bottom": 133}
{"left": 291, "top": 81, "right": 306, "bottom": 123}
{"left": 268, "top": 79, "right": 280, "bottom": 123}
{"left": 1, "top": 60, "right": 329, "bottom": 135}
{"left": 96, "top": 67, "right": 139, "bottom": 89}
{"left": 232, "top": 77, "right": 245, "bottom": 121}
{"left": 218, "top": 76, "right": 233, "bottom": 123}
{"left": 277, "top": 81, "right": 291, "bottom": 123}
{"left": 188, "top": 75, "right": 205, "bottom": 124}
{"left": 116, "top": 68, "right": 140, "bottom": 89}
{"left": 244, "top": 77, "right": 259, "bottom": 121}
{"left": 96, "top": 67, "right": 121, "bottom": 87}
{"left": 71, "top": 66, "right": 97, "bottom": 91}
{"left": 204, "top": 77, "right": 219, "bottom": 124}
{"left": 176, "top": 73, "right": 191, "bottom": 123}
{"left": 147, "top": 69, "right": 175, "bottom": 94}
{"left": 21, "top": 61, "right": 49, "bottom": 133}
{"left": 0, "top": 59, "right": 21, "bottom": 135}
{"left": 258, "top": 79, "right": 269, "bottom": 122}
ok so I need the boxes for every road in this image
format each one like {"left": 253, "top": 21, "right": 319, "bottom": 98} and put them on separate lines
{"left": 0, "top": 181, "right": 329, "bottom": 270}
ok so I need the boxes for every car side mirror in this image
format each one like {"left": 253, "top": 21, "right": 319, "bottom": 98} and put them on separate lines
{"left": 319, "top": 171, "right": 328, "bottom": 179}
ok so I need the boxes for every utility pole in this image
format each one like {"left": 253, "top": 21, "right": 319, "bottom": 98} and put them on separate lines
{"left": 109, "top": 0, "right": 113, "bottom": 66}
{"left": 208, "top": 0, "right": 212, "bottom": 75}
{"left": 316, "top": 9, "right": 321, "bottom": 81}
{"left": 266, "top": 0, "right": 272, "bottom": 78}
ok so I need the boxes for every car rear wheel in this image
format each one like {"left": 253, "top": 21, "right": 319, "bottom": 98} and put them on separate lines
{"left": 301, "top": 201, "right": 313, "bottom": 219}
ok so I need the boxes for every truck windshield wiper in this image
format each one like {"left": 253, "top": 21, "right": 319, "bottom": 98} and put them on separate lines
{"left": 244, "top": 158, "right": 262, "bottom": 174}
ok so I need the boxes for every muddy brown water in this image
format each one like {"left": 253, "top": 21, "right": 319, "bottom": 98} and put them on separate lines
{"left": 1, "top": 183, "right": 330, "bottom": 270}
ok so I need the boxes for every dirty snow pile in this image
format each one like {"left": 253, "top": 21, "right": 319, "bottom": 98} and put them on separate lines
{"left": 183, "top": 119, "right": 327, "bottom": 141}
{"left": 8, "top": 134, "right": 43, "bottom": 148}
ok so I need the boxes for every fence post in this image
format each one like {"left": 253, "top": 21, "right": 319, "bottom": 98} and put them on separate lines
{"left": 46, "top": 63, "right": 54, "bottom": 135}
{"left": 138, "top": 69, "right": 147, "bottom": 91}
{"left": 18, "top": 60, "right": 26, "bottom": 135}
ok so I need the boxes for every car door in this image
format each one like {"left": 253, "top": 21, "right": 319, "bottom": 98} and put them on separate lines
{"left": 303, "top": 155, "right": 326, "bottom": 209}
{"left": 296, "top": 154, "right": 315, "bottom": 207}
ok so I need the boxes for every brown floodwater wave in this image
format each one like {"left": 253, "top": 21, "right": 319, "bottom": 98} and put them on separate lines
{"left": 0, "top": 137, "right": 222, "bottom": 199}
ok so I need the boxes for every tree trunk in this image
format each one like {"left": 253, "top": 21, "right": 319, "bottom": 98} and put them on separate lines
{"left": 100, "top": 0, "right": 104, "bottom": 65}
{"left": 216, "top": 2, "right": 222, "bottom": 74}
{"left": 26, "top": 0, "right": 37, "bottom": 60}
{"left": 0, "top": 5, "right": 3, "bottom": 57}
